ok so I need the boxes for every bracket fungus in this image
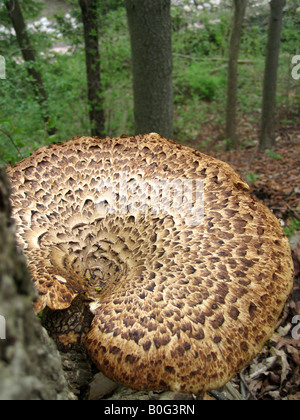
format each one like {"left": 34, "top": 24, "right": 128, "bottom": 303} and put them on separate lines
{"left": 7, "top": 133, "right": 294, "bottom": 394}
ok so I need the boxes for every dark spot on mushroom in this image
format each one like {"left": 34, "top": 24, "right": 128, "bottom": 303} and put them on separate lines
{"left": 257, "top": 227, "right": 265, "bottom": 236}
{"left": 125, "top": 354, "right": 140, "bottom": 364}
{"left": 183, "top": 342, "right": 191, "bottom": 351}
{"left": 143, "top": 340, "right": 152, "bottom": 351}
{"left": 186, "top": 265, "right": 196, "bottom": 275}
{"left": 210, "top": 314, "right": 225, "bottom": 329}
{"left": 165, "top": 366, "right": 175, "bottom": 374}
{"left": 213, "top": 335, "right": 222, "bottom": 344}
{"left": 229, "top": 306, "right": 240, "bottom": 320}
{"left": 172, "top": 346, "right": 185, "bottom": 357}
{"left": 109, "top": 346, "right": 121, "bottom": 355}
{"left": 240, "top": 342, "right": 249, "bottom": 352}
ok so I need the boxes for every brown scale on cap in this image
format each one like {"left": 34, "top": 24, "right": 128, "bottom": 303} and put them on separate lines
{"left": 7, "top": 133, "right": 294, "bottom": 393}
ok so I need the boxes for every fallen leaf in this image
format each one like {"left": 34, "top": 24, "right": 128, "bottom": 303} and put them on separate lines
{"left": 270, "top": 348, "right": 290, "bottom": 384}
{"left": 248, "top": 356, "right": 277, "bottom": 380}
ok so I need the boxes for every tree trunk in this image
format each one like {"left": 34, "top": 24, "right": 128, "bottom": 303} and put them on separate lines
{"left": 0, "top": 168, "right": 74, "bottom": 400}
{"left": 125, "top": 0, "right": 173, "bottom": 138}
{"left": 5, "top": 0, "right": 56, "bottom": 136}
{"left": 79, "top": 0, "right": 105, "bottom": 137}
{"left": 260, "top": 0, "right": 285, "bottom": 150}
{"left": 225, "top": 0, "right": 248, "bottom": 150}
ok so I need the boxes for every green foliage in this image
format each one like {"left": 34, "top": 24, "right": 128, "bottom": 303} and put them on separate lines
{"left": 0, "top": 118, "right": 27, "bottom": 165}
{"left": 18, "top": 0, "right": 43, "bottom": 18}
{"left": 265, "top": 149, "right": 283, "bottom": 160}
{"left": 0, "top": 0, "right": 299, "bottom": 161}
{"left": 0, "top": 56, "right": 46, "bottom": 164}
{"left": 0, "top": 0, "right": 43, "bottom": 24}
{"left": 284, "top": 219, "right": 300, "bottom": 237}
{"left": 0, "top": 5, "right": 133, "bottom": 164}
{"left": 172, "top": 7, "right": 231, "bottom": 57}
{"left": 175, "top": 60, "right": 226, "bottom": 103}
{"left": 281, "top": 5, "right": 300, "bottom": 54}
{"left": 184, "top": 62, "right": 226, "bottom": 101}
{"left": 241, "top": 23, "right": 266, "bottom": 57}
{"left": 101, "top": 0, "right": 125, "bottom": 13}
{"left": 245, "top": 172, "right": 260, "bottom": 185}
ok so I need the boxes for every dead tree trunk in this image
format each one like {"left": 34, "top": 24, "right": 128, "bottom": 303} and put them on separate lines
{"left": 4, "top": 0, "right": 56, "bottom": 136}
{"left": 225, "top": 0, "right": 248, "bottom": 150}
{"left": 125, "top": 0, "right": 173, "bottom": 138}
{"left": 260, "top": 0, "right": 286, "bottom": 150}
{"left": 79, "top": 0, "right": 105, "bottom": 137}
{"left": 0, "top": 168, "right": 74, "bottom": 400}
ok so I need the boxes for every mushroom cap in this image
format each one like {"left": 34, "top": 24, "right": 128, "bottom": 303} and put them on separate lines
{"left": 7, "top": 134, "right": 294, "bottom": 393}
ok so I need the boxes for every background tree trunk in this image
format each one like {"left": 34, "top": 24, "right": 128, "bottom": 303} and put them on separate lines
{"left": 260, "top": 0, "right": 286, "bottom": 150}
{"left": 5, "top": 0, "right": 56, "bottom": 136}
{"left": 125, "top": 0, "right": 173, "bottom": 138}
{"left": 79, "top": 0, "right": 105, "bottom": 137}
{"left": 0, "top": 168, "right": 74, "bottom": 400}
{"left": 225, "top": 0, "right": 248, "bottom": 150}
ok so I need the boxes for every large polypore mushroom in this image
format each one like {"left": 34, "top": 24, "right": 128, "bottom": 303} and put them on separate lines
{"left": 7, "top": 133, "right": 294, "bottom": 394}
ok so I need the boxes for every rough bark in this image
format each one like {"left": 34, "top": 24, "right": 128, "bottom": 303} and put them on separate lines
{"left": 79, "top": 0, "right": 105, "bottom": 137}
{"left": 0, "top": 168, "right": 74, "bottom": 400}
{"left": 4, "top": 0, "right": 56, "bottom": 136}
{"left": 225, "top": 0, "right": 248, "bottom": 149}
{"left": 125, "top": 0, "right": 173, "bottom": 138}
{"left": 260, "top": 0, "right": 285, "bottom": 150}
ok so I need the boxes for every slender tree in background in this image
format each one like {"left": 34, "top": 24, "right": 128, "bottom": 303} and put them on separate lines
{"left": 260, "top": 0, "right": 286, "bottom": 150}
{"left": 225, "top": 0, "right": 248, "bottom": 150}
{"left": 125, "top": 0, "right": 173, "bottom": 138}
{"left": 5, "top": 0, "right": 56, "bottom": 136}
{"left": 79, "top": 0, "right": 105, "bottom": 137}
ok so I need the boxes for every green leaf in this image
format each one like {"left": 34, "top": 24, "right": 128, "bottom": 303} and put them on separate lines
{"left": 265, "top": 149, "right": 283, "bottom": 160}
{"left": 245, "top": 172, "right": 260, "bottom": 185}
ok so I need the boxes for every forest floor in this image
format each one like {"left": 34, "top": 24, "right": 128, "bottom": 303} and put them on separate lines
{"left": 187, "top": 107, "right": 300, "bottom": 227}
{"left": 185, "top": 107, "right": 300, "bottom": 400}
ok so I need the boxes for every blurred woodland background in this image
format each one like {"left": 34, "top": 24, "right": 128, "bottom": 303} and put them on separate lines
{"left": 0, "top": 0, "right": 299, "bottom": 160}
{"left": 0, "top": 0, "right": 299, "bottom": 400}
